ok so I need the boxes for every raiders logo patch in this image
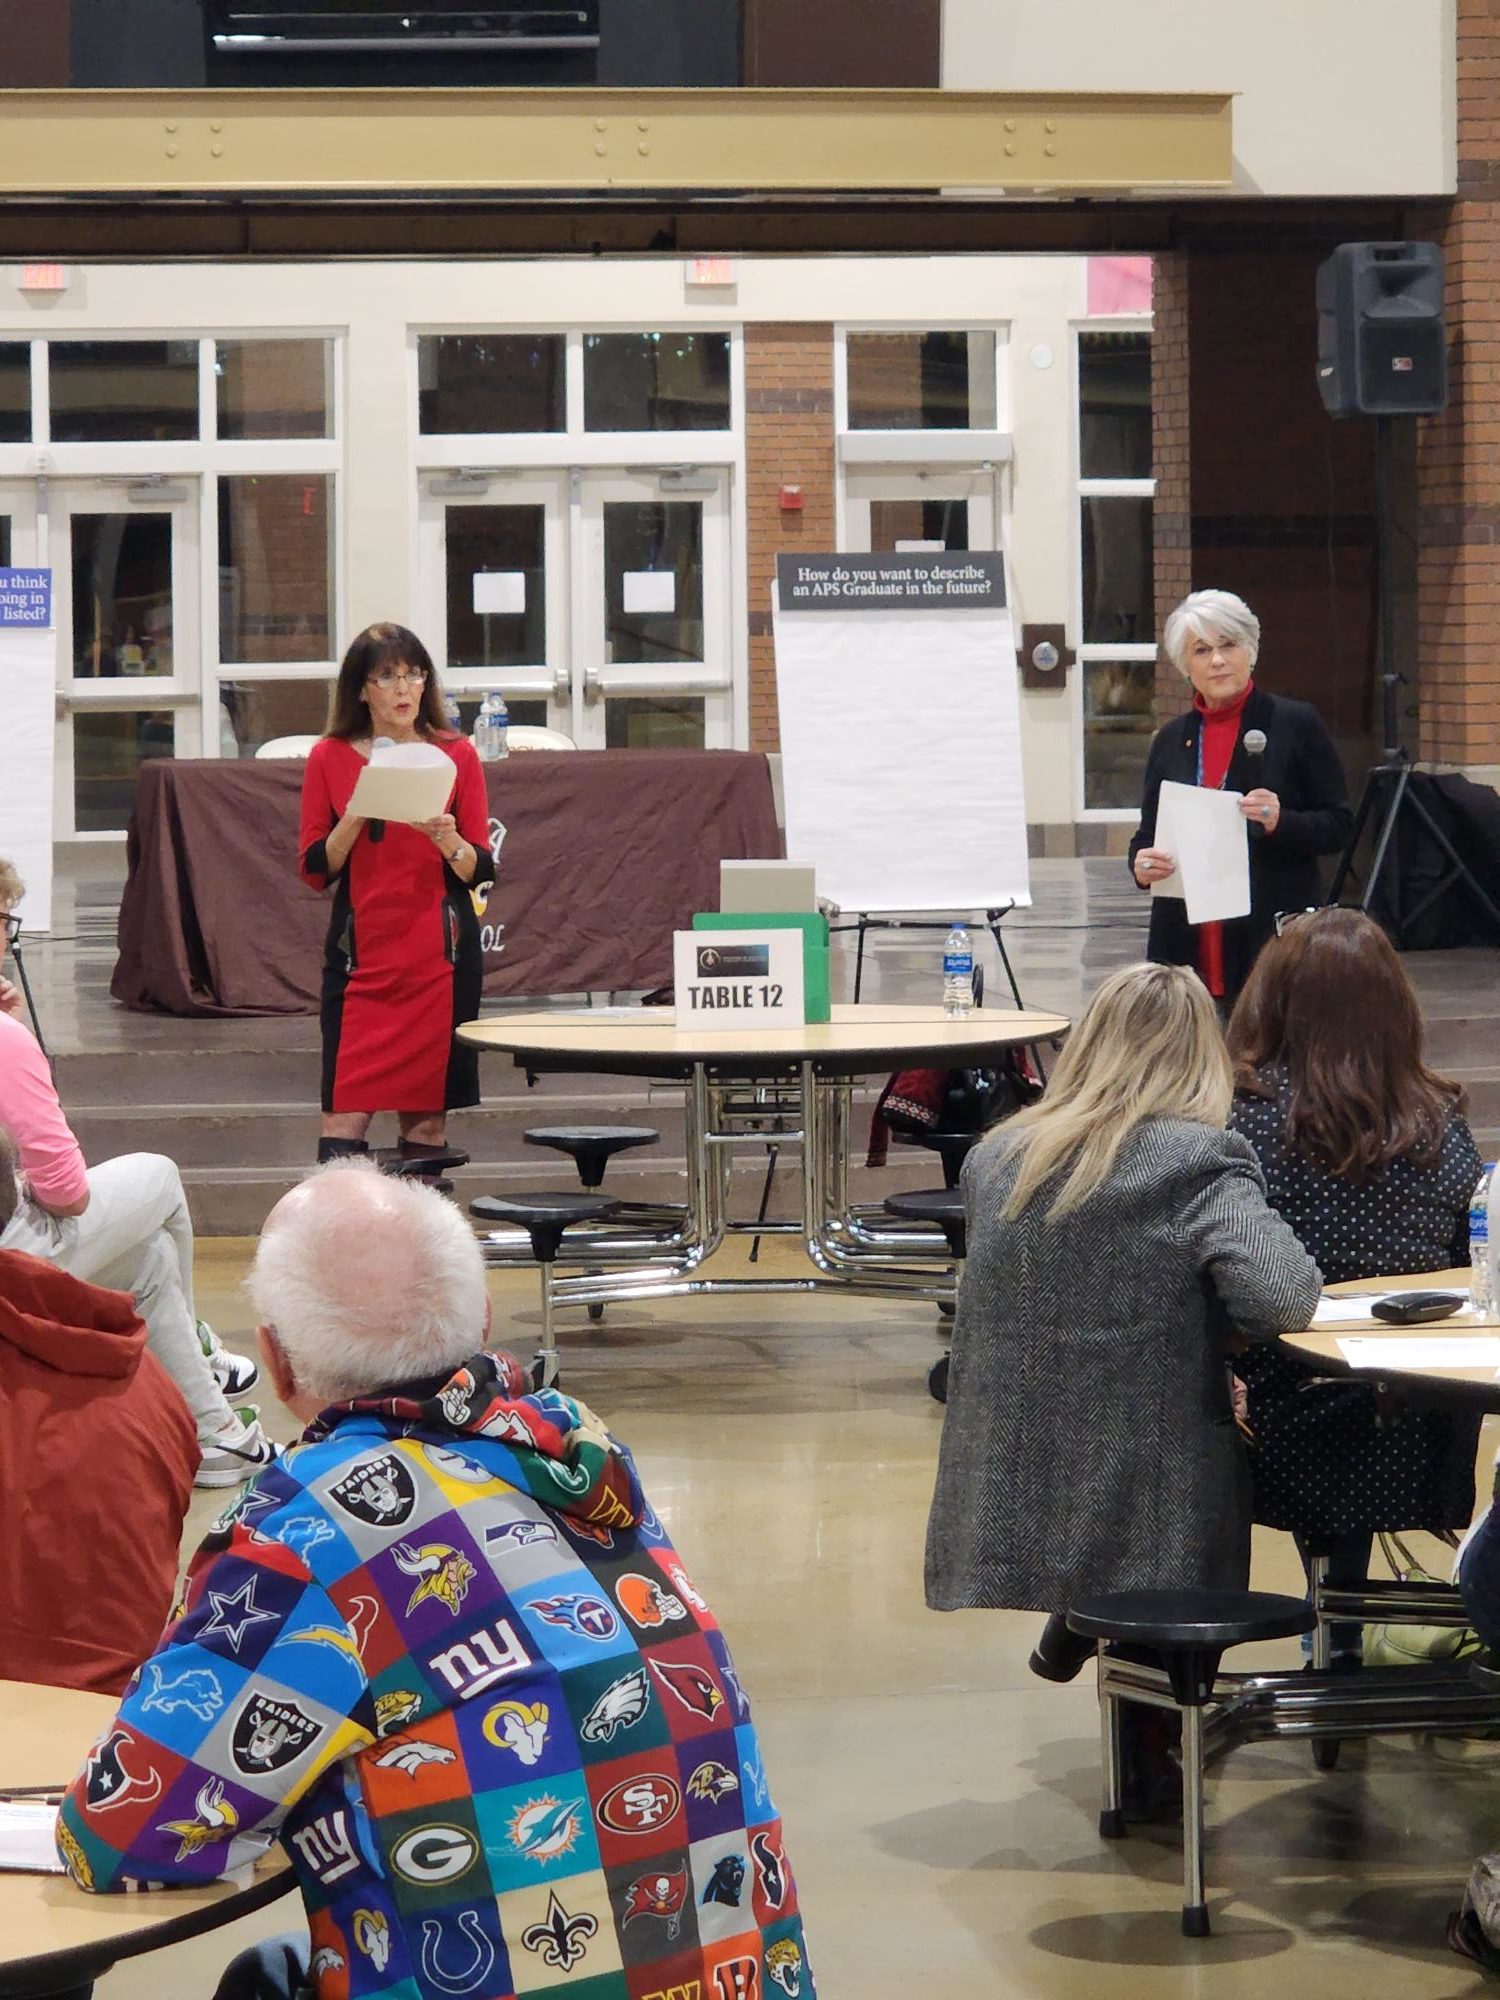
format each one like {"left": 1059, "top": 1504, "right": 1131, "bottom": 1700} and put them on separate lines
{"left": 231, "top": 1693, "right": 322, "bottom": 1775}
{"left": 328, "top": 1452, "right": 418, "bottom": 1528}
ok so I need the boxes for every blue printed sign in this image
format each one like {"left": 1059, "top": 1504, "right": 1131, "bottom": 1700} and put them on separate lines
{"left": 0, "top": 569, "right": 51, "bottom": 628}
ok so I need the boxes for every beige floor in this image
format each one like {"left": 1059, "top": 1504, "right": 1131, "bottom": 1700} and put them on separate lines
{"left": 95, "top": 1237, "right": 1500, "bottom": 2000}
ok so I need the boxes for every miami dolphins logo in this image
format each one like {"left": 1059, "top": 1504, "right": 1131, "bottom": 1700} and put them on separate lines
{"left": 506, "top": 1794, "right": 582, "bottom": 1863}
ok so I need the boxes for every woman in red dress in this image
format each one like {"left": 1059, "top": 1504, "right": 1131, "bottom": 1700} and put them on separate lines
{"left": 299, "top": 623, "right": 495, "bottom": 1165}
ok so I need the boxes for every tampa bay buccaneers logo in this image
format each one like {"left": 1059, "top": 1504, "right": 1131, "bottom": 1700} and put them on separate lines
{"left": 622, "top": 1863, "right": 689, "bottom": 1940}
{"left": 84, "top": 1728, "right": 163, "bottom": 1814}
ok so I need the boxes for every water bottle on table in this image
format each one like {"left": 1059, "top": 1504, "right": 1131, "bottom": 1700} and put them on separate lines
{"left": 942, "top": 923, "right": 975, "bottom": 1018}
{"left": 1474, "top": 1163, "right": 1498, "bottom": 1314}
{"left": 491, "top": 693, "right": 509, "bottom": 759}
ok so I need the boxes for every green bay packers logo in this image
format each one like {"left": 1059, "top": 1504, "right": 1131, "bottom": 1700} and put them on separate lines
{"left": 391, "top": 1822, "right": 480, "bottom": 1886}
{"left": 328, "top": 1452, "right": 417, "bottom": 1528}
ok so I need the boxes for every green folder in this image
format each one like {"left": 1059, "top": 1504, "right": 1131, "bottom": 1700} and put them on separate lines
{"left": 692, "top": 909, "right": 831, "bottom": 1023}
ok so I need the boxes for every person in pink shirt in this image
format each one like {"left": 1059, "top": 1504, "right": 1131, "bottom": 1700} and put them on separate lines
{"left": 0, "top": 856, "right": 273, "bottom": 1487}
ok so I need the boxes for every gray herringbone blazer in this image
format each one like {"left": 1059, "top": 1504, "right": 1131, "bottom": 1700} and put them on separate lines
{"left": 925, "top": 1117, "right": 1321, "bottom": 1614}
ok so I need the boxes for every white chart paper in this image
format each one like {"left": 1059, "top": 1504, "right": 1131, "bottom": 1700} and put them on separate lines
{"left": 1337, "top": 1336, "right": 1500, "bottom": 1371}
{"left": 772, "top": 553, "right": 1028, "bottom": 913}
{"left": 348, "top": 741, "right": 455, "bottom": 823}
{"left": 0, "top": 1801, "right": 63, "bottom": 1873}
{"left": 1313, "top": 1292, "right": 1478, "bottom": 1325}
{"left": 1151, "top": 780, "right": 1250, "bottom": 925}
{"left": 472, "top": 570, "right": 527, "bottom": 616}
{"left": 623, "top": 571, "right": 676, "bottom": 615}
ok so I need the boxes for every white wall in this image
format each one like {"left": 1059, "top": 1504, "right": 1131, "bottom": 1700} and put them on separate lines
{"left": 943, "top": 0, "right": 1456, "bottom": 198}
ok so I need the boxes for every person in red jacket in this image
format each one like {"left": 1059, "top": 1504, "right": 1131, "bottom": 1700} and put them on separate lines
{"left": 0, "top": 1136, "right": 198, "bottom": 1695}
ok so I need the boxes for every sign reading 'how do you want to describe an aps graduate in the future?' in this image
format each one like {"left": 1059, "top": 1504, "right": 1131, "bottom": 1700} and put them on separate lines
{"left": 0, "top": 569, "right": 56, "bottom": 932}
{"left": 772, "top": 552, "right": 1029, "bottom": 916}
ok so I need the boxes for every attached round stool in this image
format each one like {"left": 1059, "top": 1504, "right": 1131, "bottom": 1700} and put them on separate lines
{"left": 469, "top": 1191, "right": 619, "bottom": 1389}
{"left": 913, "top": 1129, "right": 979, "bottom": 1191}
{"left": 883, "top": 1187, "right": 966, "bottom": 1403}
{"left": 1068, "top": 1588, "right": 1316, "bottom": 1937}
{"left": 523, "top": 1128, "right": 659, "bottom": 1318}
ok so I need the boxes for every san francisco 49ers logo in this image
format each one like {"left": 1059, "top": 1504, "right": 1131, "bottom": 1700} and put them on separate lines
{"left": 597, "top": 1774, "right": 681, "bottom": 1834}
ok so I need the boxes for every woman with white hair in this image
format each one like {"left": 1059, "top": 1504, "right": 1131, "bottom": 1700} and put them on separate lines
{"left": 1129, "top": 589, "right": 1352, "bottom": 1006}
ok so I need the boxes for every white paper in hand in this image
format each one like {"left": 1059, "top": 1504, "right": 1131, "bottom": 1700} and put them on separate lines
{"left": 1150, "top": 779, "right": 1250, "bottom": 925}
{"left": 348, "top": 740, "right": 455, "bottom": 824}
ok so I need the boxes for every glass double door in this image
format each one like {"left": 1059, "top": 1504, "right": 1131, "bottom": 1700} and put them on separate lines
{"left": 420, "top": 468, "right": 732, "bottom": 749}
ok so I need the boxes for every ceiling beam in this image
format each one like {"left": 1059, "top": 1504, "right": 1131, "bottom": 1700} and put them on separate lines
{"left": 0, "top": 86, "right": 1232, "bottom": 198}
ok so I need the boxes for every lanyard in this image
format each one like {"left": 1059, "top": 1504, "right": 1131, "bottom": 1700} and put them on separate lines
{"left": 1194, "top": 716, "right": 1237, "bottom": 791}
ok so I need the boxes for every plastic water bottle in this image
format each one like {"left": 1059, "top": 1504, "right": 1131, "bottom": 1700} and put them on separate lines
{"left": 942, "top": 923, "right": 975, "bottom": 1018}
{"left": 473, "top": 693, "right": 493, "bottom": 760}
{"left": 491, "top": 692, "right": 509, "bottom": 760}
{"left": 1472, "top": 1164, "right": 1496, "bottom": 1315}
{"left": 443, "top": 691, "right": 461, "bottom": 732}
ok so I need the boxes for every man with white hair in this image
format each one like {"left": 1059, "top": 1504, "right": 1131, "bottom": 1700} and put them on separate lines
{"left": 1128, "top": 588, "right": 1352, "bottom": 1007}
{"left": 58, "top": 1163, "right": 815, "bottom": 2000}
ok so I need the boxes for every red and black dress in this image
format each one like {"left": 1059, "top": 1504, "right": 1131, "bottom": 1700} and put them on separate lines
{"left": 299, "top": 734, "right": 496, "bottom": 1114}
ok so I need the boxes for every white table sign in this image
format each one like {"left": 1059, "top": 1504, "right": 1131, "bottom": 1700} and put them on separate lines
{"left": 673, "top": 928, "right": 806, "bottom": 1028}
{"left": 0, "top": 567, "right": 56, "bottom": 933}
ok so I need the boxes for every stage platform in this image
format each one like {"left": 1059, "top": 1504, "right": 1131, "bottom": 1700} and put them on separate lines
{"left": 16, "top": 850, "right": 1500, "bottom": 1235}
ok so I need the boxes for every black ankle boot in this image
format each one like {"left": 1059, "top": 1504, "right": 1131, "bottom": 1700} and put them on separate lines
{"left": 1028, "top": 1612, "right": 1096, "bottom": 1684}
{"left": 316, "top": 1138, "right": 370, "bottom": 1164}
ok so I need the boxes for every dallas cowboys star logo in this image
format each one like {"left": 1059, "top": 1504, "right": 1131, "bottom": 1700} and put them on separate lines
{"left": 201, "top": 1577, "right": 279, "bottom": 1655}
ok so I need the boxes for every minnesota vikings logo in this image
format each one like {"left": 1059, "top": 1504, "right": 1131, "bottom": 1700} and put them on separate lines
{"left": 521, "top": 1889, "right": 597, "bottom": 1973}
{"left": 580, "top": 1669, "right": 649, "bottom": 1744}
{"left": 766, "top": 1940, "right": 804, "bottom": 1995}
{"left": 649, "top": 1656, "right": 724, "bottom": 1719}
{"left": 83, "top": 1729, "right": 163, "bottom": 1814}
{"left": 507, "top": 1794, "right": 583, "bottom": 1864}
{"left": 622, "top": 1864, "right": 689, "bottom": 1939}
{"left": 393, "top": 1542, "right": 477, "bottom": 1616}
{"left": 352, "top": 1909, "right": 392, "bottom": 1974}
{"left": 482, "top": 1698, "right": 550, "bottom": 1765}
{"left": 686, "top": 1760, "right": 739, "bottom": 1804}
{"left": 374, "top": 1688, "right": 425, "bottom": 1736}
{"left": 161, "top": 1778, "right": 240, "bottom": 1863}
{"left": 328, "top": 1452, "right": 418, "bottom": 1528}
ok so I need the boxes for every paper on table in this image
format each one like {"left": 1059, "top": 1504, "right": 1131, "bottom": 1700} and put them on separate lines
{"left": 1150, "top": 779, "right": 1250, "bottom": 925}
{"left": 348, "top": 742, "right": 455, "bottom": 825}
{"left": 1312, "top": 1292, "right": 1480, "bottom": 1325}
{"left": 1337, "top": 1335, "right": 1500, "bottom": 1371}
{"left": 0, "top": 1801, "right": 63, "bottom": 1873}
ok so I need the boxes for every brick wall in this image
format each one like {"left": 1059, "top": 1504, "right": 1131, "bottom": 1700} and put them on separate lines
{"left": 219, "top": 474, "right": 332, "bottom": 664}
{"left": 1415, "top": 0, "right": 1500, "bottom": 771}
{"left": 744, "top": 324, "right": 837, "bottom": 751}
{"left": 1150, "top": 251, "right": 1192, "bottom": 722}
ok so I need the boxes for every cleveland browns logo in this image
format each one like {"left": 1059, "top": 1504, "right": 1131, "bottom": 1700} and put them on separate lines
{"left": 615, "top": 1573, "right": 687, "bottom": 1630}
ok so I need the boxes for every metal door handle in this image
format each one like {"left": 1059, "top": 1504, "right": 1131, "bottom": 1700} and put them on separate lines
{"left": 552, "top": 665, "right": 571, "bottom": 702}
{"left": 583, "top": 666, "right": 602, "bottom": 704}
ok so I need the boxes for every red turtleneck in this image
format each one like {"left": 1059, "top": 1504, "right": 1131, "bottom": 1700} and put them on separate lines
{"left": 1191, "top": 679, "right": 1254, "bottom": 998}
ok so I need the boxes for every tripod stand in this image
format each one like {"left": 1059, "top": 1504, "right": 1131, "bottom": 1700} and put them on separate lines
{"left": 3, "top": 914, "right": 51, "bottom": 1070}
{"left": 1327, "top": 414, "right": 1500, "bottom": 941}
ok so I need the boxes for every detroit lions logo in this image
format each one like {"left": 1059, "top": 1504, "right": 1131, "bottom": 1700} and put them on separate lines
{"left": 141, "top": 1662, "right": 224, "bottom": 1724}
{"left": 273, "top": 1515, "right": 337, "bottom": 1563}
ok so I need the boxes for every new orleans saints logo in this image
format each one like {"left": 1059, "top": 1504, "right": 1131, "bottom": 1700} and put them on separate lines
{"left": 328, "top": 1452, "right": 417, "bottom": 1528}
{"left": 231, "top": 1693, "right": 322, "bottom": 1775}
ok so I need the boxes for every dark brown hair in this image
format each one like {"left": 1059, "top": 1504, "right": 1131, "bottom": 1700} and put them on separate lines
{"left": 324, "top": 623, "right": 451, "bottom": 741}
{"left": 1226, "top": 905, "right": 1463, "bottom": 1182}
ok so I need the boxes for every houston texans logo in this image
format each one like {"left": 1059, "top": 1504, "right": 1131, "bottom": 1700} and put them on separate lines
{"left": 752, "top": 1829, "right": 787, "bottom": 1909}
{"left": 649, "top": 1656, "right": 724, "bottom": 1719}
{"left": 84, "top": 1729, "right": 163, "bottom": 1814}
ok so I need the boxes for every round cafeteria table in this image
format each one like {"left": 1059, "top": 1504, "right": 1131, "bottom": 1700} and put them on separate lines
{"left": 0, "top": 1680, "right": 295, "bottom": 2000}
{"left": 1279, "top": 1267, "right": 1500, "bottom": 1412}
{"left": 459, "top": 1001, "right": 1069, "bottom": 1310}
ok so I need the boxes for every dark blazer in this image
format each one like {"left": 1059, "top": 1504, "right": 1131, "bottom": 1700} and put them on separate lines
{"left": 1128, "top": 686, "right": 1353, "bottom": 1002}
{"left": 924, "top": 1118, "right": 1321, "bottom": 1613}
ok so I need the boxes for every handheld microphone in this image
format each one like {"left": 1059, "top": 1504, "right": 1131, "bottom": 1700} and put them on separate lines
{"left": 1243, "top": 729, "right": 1267, "bottom": 757}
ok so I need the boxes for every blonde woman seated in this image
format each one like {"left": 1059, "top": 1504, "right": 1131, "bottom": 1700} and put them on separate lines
{"left": 926, "top": 963, "right": 1321, "bottom": 1751}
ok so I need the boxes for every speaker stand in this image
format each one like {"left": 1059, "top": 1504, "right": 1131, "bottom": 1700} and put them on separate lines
{"left": 1326, "top": 412, "right": 1500, "bottom": 944}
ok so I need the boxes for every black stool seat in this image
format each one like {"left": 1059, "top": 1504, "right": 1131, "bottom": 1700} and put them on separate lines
{"left": 914, "top": 1129, "right": 979, "bottom": 1190}
{"left": 884, "top": 1186, "right": 967, "bottom": 1261}
{"left": 1472, "top": 1653, "right": 1500, "bottom": 1694}
{"left": 1069, "top": 1589, "right": 1316, "bottom": 1652}
{"left": 524, "top": 1126, "right": 660, "bottom": 1190}
{"left": 376, "top": 1144, "right": 470, "bottom": 1177}
{"left": 471, "top": 1190, "right": 618, "bottom": 1233}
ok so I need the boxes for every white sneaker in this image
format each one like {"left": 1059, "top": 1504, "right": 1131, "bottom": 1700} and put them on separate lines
{"left": 196, "top": 1412, "right": 277, "bottom": 1489}
{"left": 198, "top": 1319, "right": 260, "bottom": 1397}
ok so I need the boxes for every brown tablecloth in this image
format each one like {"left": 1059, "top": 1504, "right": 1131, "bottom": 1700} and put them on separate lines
{"left": 112, "top": 750, "right": 782, "bottom": 1016}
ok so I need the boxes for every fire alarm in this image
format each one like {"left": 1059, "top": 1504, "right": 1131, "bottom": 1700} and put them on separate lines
{"left": 779, "top": 484, "right": 804, "bottom": 512}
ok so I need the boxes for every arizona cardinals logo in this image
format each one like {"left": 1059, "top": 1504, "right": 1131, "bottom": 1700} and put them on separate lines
{"left": 649, "top": 1656, "right": 724, "bottom": 1719}
{"left": 616, "top": 1573, "right": 687, "bottom": 1630}
{"left": 393, "top": 1542, "right": 477, "bottom": 1616}
{"left": 160, "top": 1777, "right": 240, "bottom": 1862}
{"left": 622, "top": 1863, "right": 689, "bottom": 1938}
{"left": 752, "top": 1829, "right": 787, "bottom": 1909}
{"left": 581, "top": 1669, "right": 650, "bottom": 1744}
{"left": 686, "top": 1760, "right": 739, "bottom": 1803}
{"left": 84, "top": 1729, "right": 163, "bottom": 1814}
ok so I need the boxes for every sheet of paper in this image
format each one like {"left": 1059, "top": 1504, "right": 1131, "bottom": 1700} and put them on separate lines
{"left": 0, "top": 1801, "right": 63, "bottom": 1873}
{"left": 1150, "top": 779, "right": 1250, "bottom": 925}
{"left": 1310, "top": 1293, "right": 1386, "bottom": 1324}
{"left": 348, "top": 744, "right": 455, "bottom": 824}
{"left": 472, "top": 570, "right": 526, "bottom": 616}
{"left": 1337, "top": 1335, "right": 1500, "bottom": 1371}
{"left": 623, "top": 570, "right": 676, "bottom": 615}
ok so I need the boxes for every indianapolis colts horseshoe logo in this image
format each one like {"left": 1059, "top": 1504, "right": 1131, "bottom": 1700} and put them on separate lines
{"left": 420, "top": 1912, "right": 496, "bottom": 1995}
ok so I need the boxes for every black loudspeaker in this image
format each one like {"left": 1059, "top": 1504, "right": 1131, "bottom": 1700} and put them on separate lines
{"left": 1316, "top": 241, "right": 1447, "bottom": 417}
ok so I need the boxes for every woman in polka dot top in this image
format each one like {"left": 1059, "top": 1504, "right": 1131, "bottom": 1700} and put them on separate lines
{"left": 1227, "top": 906, "right": 1482, "bottom": 1666}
